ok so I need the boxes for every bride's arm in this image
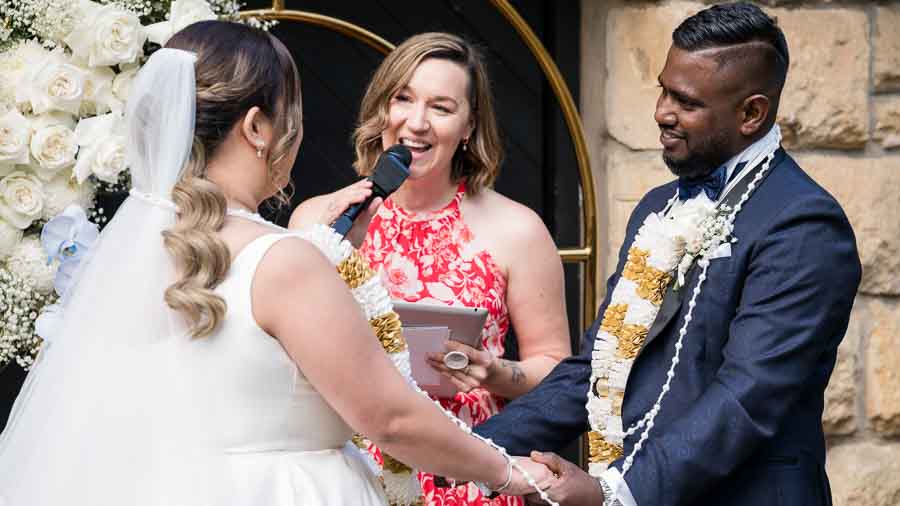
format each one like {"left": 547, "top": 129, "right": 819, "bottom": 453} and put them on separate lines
{"left": 252, "top": 238, "right": 542, "bottom": 491}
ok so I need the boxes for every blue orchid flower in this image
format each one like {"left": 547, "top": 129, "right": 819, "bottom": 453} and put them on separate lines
{"left": 40, "top": 205, "right": 99, "bottom": 297}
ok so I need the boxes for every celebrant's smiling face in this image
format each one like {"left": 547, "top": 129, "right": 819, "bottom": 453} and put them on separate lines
{"left": 381, "top": 58, "right": 474, "bottom": 182}
{"left": 655, "top": 47, "right": 745, "bottom": 179}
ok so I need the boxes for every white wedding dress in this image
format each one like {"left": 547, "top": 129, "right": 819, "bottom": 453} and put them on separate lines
{"left": 199, "top": 232, "right": 387, "bottom": 505}
{"left": 0, "top": 230, "right": 389, "bottom": 506}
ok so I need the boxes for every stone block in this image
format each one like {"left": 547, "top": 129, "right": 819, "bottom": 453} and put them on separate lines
{"left": 865, "top": 299, "right": 900, "bottom": 437}
{"left": 605, "top": 1, "right": 703, "bottom": 150}
{"left": 824, "top": 302, "right": 862, "bottom": 436}
{"left": 798, "top": 154, "right": 900, "bottom": 295}
{"left": 827, "top": 442, "right": 900, "bottom": 506}
{"left": 874, "top": 97, "right": 900, "bottom": 150}
{"left": 874, "top": 5, "right": 900, "bottom": 93}
{"left": 774, "top": 8, "right": 869, "bottom": 149}
{"left": 604, "top": 4, "right": 869, "bottom": 150}
{"left": 604, "top": 144, "right": 673, "bottom": 274}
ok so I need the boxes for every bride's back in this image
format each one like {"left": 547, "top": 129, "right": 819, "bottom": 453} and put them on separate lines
{"left": 198, "top": 223, "right": 353, "bottom": 453}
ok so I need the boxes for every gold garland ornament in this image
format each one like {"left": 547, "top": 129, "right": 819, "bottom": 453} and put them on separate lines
{"left": 585, "top": 194, "right": 717, "bottom": 476}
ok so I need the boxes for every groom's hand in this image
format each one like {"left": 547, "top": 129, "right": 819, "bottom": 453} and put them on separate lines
{"left": 525, "top": 451, "right": 603, "bottom": 506}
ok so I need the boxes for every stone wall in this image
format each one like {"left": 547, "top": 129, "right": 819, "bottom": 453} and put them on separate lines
{"left": 581, "top": 1, "right": 900, "bottom": 504}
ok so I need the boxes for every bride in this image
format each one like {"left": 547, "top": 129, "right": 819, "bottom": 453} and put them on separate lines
{"left": 0, "top": 20, "right": 552, "bottom": 505}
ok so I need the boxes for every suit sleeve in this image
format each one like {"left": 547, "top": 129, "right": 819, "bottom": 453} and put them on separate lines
{"left": 613, "top": 195, "right": 861, "bottom": 505}
{"left": 474, "top": 193, "right": 659, "bottom": 456}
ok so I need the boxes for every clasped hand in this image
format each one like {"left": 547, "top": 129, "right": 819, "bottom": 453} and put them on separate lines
{"left": 523, "top": 451, "right": 604, "bottom": 506}
{"left": 448, "top": 451, "right": 602, "bottom": 505}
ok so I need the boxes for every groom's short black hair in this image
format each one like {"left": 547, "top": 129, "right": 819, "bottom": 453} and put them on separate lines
{"left": 673, "top": 2, "right": 789, "bottom": 93}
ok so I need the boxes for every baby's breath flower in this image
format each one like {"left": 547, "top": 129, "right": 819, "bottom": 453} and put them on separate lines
{"left": 0, "top": 265, "right": 55, "bottom": 369}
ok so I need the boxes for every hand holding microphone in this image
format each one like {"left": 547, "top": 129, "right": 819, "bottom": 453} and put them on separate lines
{"left": 287, "top": 145, "right": 412, "bottom": 247}
{"left": 331, "top": 144, "right": 411, "bottom": 239}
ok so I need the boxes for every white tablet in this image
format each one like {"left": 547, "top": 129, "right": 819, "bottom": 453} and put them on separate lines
{"left": 392, "top": 301, "right": 488, "bottom": 397}
{"left": 392, "top": 301, "right": 488, "bottom": 349}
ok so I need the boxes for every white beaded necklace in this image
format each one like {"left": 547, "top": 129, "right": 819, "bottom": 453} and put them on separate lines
{"left": 225, "top": 207, "right": 280, "bottom": 228}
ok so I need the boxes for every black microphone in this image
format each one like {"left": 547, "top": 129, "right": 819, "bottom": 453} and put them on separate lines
{"left": 332, "top": 144, "right": 411, "bottom": 238}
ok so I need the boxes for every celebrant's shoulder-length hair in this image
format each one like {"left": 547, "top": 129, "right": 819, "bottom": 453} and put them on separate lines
{"left": 162, "top": 20, "right": 302, "bottom": 338}
{"left": 352, "top": 32, "right": 502, "bottom": 195}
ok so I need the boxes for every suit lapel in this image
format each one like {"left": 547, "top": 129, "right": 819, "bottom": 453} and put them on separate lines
{"left": 636, "top": 148, "right": 785, "bottom": 356}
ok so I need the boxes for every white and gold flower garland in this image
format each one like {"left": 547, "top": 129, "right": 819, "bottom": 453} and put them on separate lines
{"left": 293, "top": 224, "right": 558, "bottom": 506}
{"left": 585, "top": 148, "right": 778, "bottom": 481}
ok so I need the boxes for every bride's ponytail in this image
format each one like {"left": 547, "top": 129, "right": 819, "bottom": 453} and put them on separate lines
{"left": 160, "top": 21, "right": 302, "bottom": 337}
{"left": 162, "top": 140, "right": 230, "bottom": 338}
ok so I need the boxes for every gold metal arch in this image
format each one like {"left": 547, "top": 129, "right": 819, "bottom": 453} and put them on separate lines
{"left": 240, "top": 1, "right": 597, "bottom": 328}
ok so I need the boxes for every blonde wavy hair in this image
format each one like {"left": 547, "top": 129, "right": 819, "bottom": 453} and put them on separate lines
{"left": 162, "top": 21, "right": 302, "bottom": 338}
{"left": 352, "top": 32, "right": 502, "bottom": 195}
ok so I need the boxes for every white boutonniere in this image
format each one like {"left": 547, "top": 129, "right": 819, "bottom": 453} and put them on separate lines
{"left": 664, "top": 194, "right": 735, "bottom": 289}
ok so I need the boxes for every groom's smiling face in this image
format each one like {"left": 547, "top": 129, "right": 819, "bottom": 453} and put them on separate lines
{"left": 655, "top": 46, "right": 746, "bottom": 179}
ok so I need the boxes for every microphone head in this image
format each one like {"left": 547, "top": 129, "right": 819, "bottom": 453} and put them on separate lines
{"left": 371, "top": 145, "right": 411, "bottom": 197}
{"left": 385, "top": 144, "right": 412, "bottom": 167}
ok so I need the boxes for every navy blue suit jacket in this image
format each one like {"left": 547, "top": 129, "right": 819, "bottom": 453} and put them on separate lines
{"left": 476, "top": 150, "right": 861, "bottom": 506}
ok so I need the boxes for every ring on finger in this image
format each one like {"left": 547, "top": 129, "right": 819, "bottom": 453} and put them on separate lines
{"left": 443, "top": 350, "right": 470, "bottom": 370}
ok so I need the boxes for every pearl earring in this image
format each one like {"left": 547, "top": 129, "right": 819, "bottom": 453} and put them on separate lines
{"left": 462, "top": 138, "right": 469, "bottom": 152}
{"left": 256, "top": 145, "right": 264, "bottom": 158}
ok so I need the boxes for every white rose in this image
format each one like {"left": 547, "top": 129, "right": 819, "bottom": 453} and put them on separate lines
{"left": 81, "top": 140, "right": 126, "bottom": 183}
{"left": 2, "top": 41, "right": 48, "bottom": 96}
{"left": 667, "top": 193, "right": 715, "bottom": 251}
{"left": 73, "top": 112, "right": 126, "bottom": 183}
{"left": 0, "top": 109, "right": 32, "bottom": 175}
{"left": 30, "top": 124, "right": 78, "bottom": 180}
{"left": 0, "top": 171, "right": 45, "bottom": 229}
{"left": 42, "top": 172, "right": 95, "bottom": 220}
{"left": 30, "top": 111, "right": 77, "bottom": 131}
{"left": 79, "top": 66, "right": 119, "bottom": 115}
{"left": 0, "top": 219, "right": 24, "bottom": 260}
{"left": 7, "top": 236, "right": 57, "bottom": 293}
{"left": 19, "top": 49, "right": 86, "bottom": 115}
{"left": 65, "top": 2, "right": 146, "bottom": 67}
{"left": 111, "top": 65, "right": 138, "bottom": 103}
{"left": 146, "top": 0, "right": 216, "bottom": 46}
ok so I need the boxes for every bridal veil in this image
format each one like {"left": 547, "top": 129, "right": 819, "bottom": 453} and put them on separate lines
{"left": 0, "top": 48, "right": 229, "bottom": 505}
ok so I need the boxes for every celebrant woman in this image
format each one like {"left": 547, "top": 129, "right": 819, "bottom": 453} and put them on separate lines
{"left": 0, "top": 21, "right": 555, "bottom": 506}
{"left": 291, "top": 32, "right": 571, "bottom": 506}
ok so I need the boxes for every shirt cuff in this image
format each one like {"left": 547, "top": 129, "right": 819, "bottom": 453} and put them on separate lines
{"left": 601, "top": 467, "right": 638, "bottom": 506}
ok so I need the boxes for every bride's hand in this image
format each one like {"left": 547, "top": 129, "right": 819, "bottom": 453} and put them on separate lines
{"left": 288, "top": 179, "right": 382, "bottom": 248}
{"left": 501, "top": 456, "right": 555, "bottom": 497}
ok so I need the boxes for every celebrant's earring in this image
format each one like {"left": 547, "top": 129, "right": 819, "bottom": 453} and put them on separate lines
{"left": 462, "top": 138, "right": 469, "bottom": 152}
{"left": 256, "top": 144, "right": 264, "bottom": 158}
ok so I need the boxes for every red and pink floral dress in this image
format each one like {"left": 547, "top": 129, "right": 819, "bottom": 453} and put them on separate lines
{"left": 359, "top": 184, "right": 522, "bottom": 506}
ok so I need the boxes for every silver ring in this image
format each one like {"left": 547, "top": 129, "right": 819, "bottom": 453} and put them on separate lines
{"left": 443, "top": 351, "right": 470, "bottom": 370}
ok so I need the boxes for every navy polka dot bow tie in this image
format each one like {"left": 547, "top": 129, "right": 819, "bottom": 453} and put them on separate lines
{"left": 677, "top": 162, "right": 746, "bottom": 202}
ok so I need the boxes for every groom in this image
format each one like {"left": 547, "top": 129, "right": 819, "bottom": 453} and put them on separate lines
{"left": 475, "top": 3, "right": 860, "bottom": 505}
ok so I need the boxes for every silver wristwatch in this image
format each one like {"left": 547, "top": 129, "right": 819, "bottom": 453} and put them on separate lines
{"left": 597, "top": 476, "right": 624, "bottom": 506}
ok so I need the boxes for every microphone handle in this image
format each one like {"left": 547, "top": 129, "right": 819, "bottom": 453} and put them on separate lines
{"left": 331, "top": 192, "right": 375, "bottom": 238}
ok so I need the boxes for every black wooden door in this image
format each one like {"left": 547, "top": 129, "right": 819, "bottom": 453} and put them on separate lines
{"left": 0, "top": 0, "right": 584, "bottom": 462}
